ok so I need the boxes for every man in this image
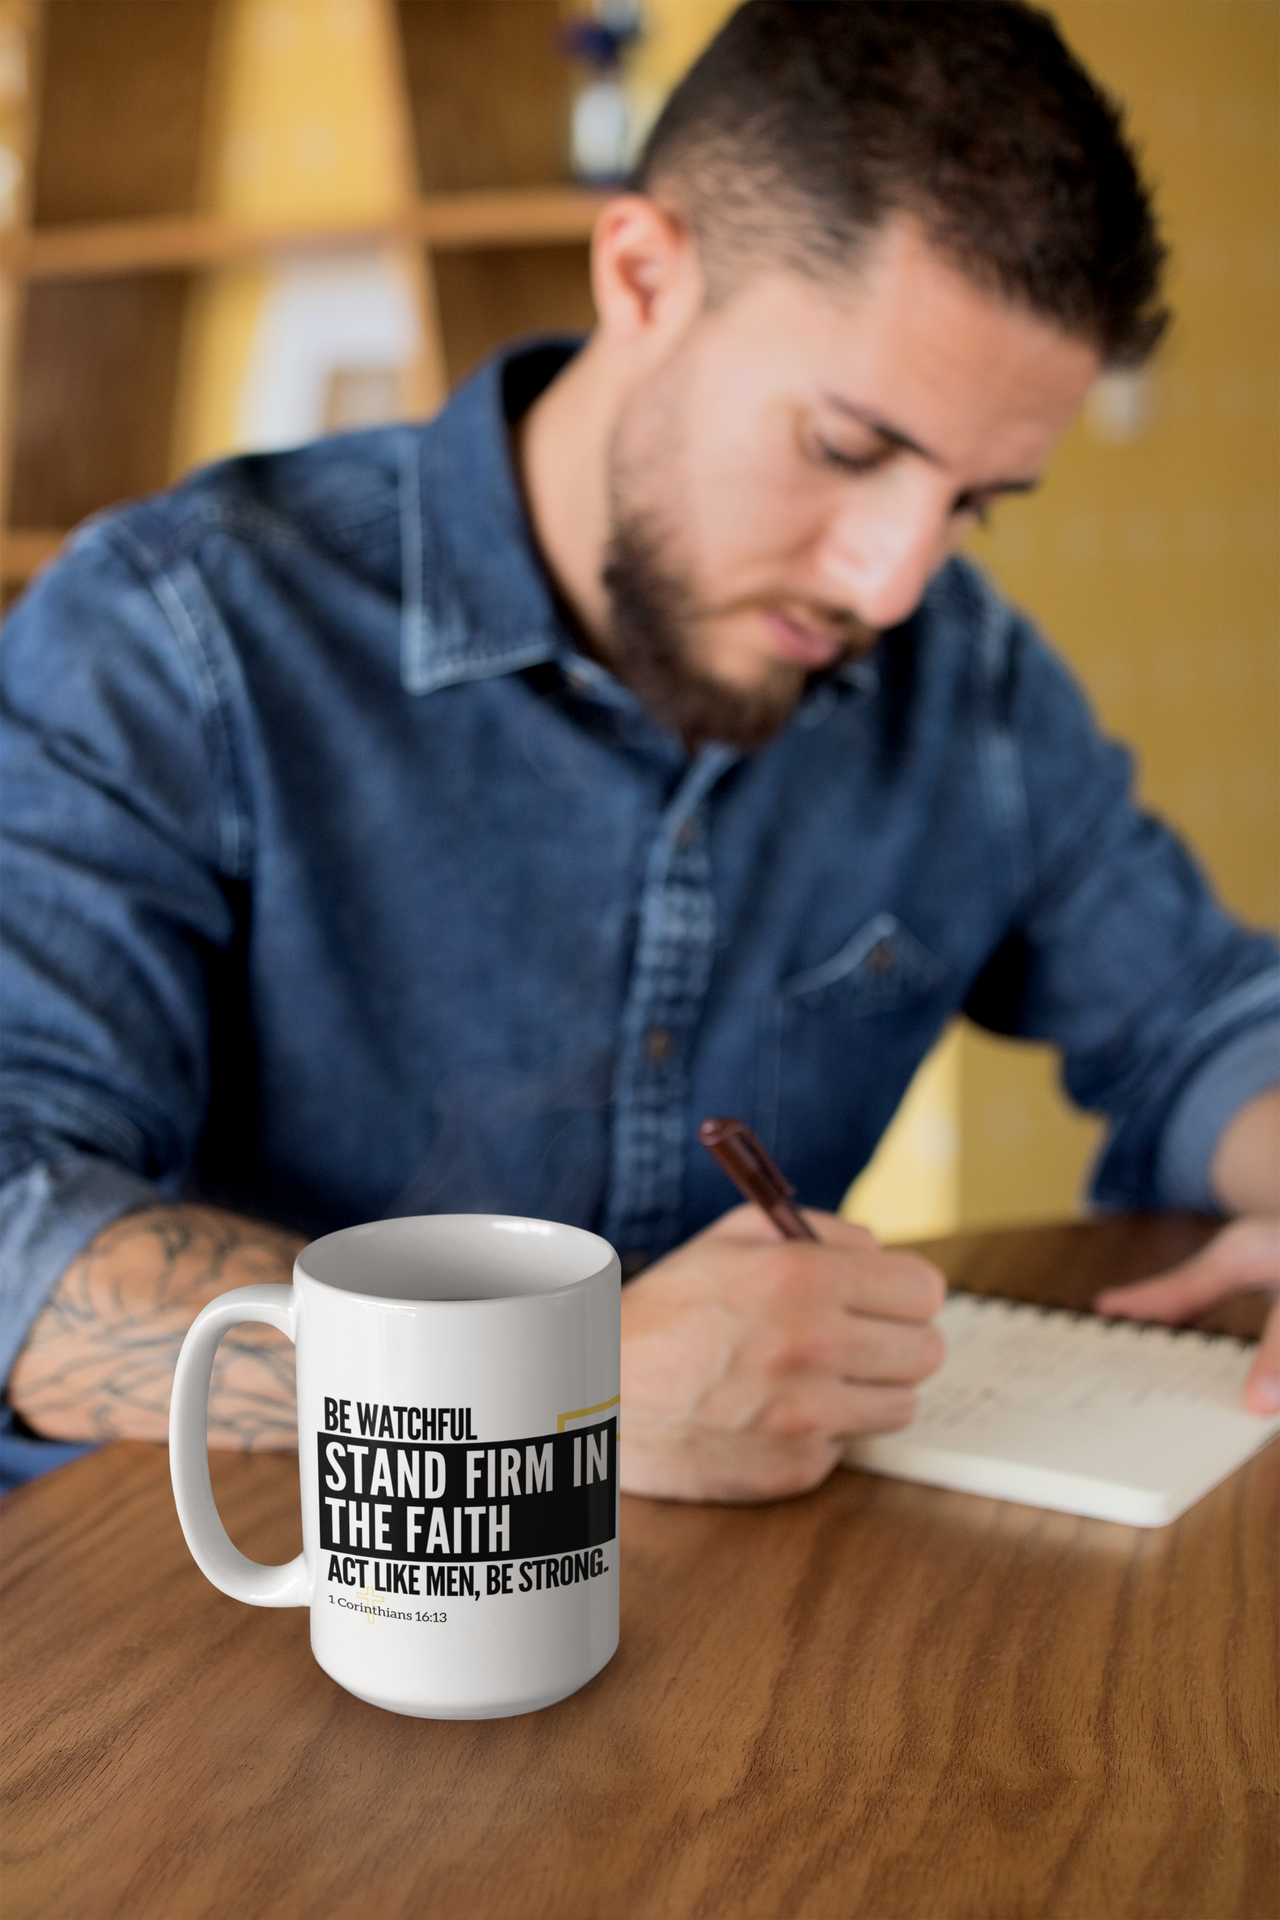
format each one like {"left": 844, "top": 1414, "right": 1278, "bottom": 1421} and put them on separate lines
{"left": 2, "top": 1, "right": 1277, "bottom": 1501}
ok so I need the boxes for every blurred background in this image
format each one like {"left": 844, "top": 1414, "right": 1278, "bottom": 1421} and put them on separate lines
{"left": 0, "top": 0, "right": 1276, "bottom": 1240}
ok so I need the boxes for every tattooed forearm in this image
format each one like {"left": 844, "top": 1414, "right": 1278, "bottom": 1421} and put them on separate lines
{"left": 7, "top": 1205, "right": 306, "bottom": 1450}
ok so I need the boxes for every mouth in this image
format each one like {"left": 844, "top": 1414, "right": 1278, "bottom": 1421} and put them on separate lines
{"left": 759, "top": 608, "right": 861, "bottom": 671}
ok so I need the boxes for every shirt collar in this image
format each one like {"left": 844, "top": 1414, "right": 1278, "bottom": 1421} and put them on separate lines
{"left": 397, "top": 334, "right": 889, "bottom": 718}
{"left": 400, "top": 338, "right": 581, "bottom": 696}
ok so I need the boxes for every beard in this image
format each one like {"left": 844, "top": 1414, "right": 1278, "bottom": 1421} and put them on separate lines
{"left": 600, "top": 501, "right": 877, "bottom": 757}
{"left": 601, "top": 513, "right": 800, "bottom": 754}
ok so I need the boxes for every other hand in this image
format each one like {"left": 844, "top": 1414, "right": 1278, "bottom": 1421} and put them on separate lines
{"left": 1094, "top": 1215, "right": 1280, "bottom": 1415}
{"left": 619, "top": 1204, "right": 947, "bottom": 1504}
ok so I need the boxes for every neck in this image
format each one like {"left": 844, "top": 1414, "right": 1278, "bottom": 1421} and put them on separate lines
{"left": 515, "top": 335, "right": 619, "bottom": 653}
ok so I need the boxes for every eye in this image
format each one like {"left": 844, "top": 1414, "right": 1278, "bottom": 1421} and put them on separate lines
{"left": 953, "top": 492, "right": 994, "bottom": 527}
{"left": 812, "top": 436, "right": 887, "bottom": 477}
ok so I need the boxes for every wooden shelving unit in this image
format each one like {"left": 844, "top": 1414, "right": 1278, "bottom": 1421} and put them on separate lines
{"left": 0, "top": 189, "right": 603, "bottom": 281}
{"left": 0, "top": 0, "right": 607, "bottom": 600}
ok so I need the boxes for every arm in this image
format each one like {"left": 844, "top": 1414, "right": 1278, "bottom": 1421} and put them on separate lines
{"left": 946, "top": 584, "right": 1279, "bottom": 1410}
{"left": 1, "top": 526, "right": 259, "bottom": 1470}
{"left": 1095, "top": 1088, "right": 1280, "bottom": 1414}
{"left": 620, "top": 1204, "right": 946, "bottom": 1503}
{"left": 955, "top": 579, "right": 1279, "bottom": 1219}
{"left": 8, "top": 1204, "right": 304, "bottom": 1448}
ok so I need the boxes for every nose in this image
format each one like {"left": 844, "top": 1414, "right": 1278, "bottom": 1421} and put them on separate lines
{"left": 815, "top": 481, "right": 951, "bottom": 631}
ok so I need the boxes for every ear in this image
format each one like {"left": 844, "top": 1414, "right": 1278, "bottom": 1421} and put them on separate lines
{"left": 589, "top": 194, "right": 704, "bottom": 350}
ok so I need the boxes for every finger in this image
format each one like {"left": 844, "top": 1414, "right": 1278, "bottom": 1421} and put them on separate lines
{"left": 703, "top": 1203, "right": 879, "bottom": 1251}
{"left": 837, "top": 1248, "right": 947, "bottom": 1323}
{"left": 752, "top": 1374, "right": 920, "bottom": 1443}
{"left": 728, "top": 1237, "right": 945, "bottom": 1326}
{"left": 749, "top": 1307, "right": 945, "bottom": 1387}
{"left": 1096, "top": 1218, "right": 1280, "bottom": 1322}
{"left": 1096, "top": 1251, "right": 1259, "bottom": 1323}
{"left": 837, "top": 1311, "right": 947, "bottom": 1385}
{"left": 1094, "top": 1264, "right": 1230, "bottom": 1324}
{"left": 1244, "top": 1298, "right": 1280, "bottom": 1416}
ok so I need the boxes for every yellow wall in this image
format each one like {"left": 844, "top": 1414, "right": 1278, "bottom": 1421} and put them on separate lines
{"left": 175, "top": 0, "right": 1277, "bottom": 1240}
{"left": 630, "top": 0, "right": 737, "bottom": 92}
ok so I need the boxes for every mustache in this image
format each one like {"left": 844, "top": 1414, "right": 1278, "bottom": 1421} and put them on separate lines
{"left": 692, "top": 595, "right": 880, "bottom": 653}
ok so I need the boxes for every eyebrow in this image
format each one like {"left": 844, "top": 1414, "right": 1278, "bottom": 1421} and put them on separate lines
{"left": 820, "top": 393, "right": 1043, "bottom": 498}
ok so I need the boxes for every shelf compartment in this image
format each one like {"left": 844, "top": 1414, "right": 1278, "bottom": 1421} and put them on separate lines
{"left": 8, "top": 275, "right": 190, "bottom": 530}
{"left": 396, "top": 0, "right": 574, "bottom": 193}
{"left": 32, "top": 0, "right": 219, "bottom": 225}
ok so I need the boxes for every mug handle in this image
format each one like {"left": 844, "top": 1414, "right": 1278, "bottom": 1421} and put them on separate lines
{"left": 169, "top": 1282, "right": 313, "bottom": 1608}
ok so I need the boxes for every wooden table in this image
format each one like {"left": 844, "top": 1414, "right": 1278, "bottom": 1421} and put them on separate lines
{"left": 3, "top": 1217, "right": 1276, "bottom": 1920}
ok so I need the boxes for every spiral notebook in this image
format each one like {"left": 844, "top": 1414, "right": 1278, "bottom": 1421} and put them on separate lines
{"left": 843, "top": 1291, "right": 1280, "bottom": 1527}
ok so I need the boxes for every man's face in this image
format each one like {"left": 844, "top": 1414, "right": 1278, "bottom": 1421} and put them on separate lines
{"left": 601, "top": 219, "right": 1100, "bottom": 750}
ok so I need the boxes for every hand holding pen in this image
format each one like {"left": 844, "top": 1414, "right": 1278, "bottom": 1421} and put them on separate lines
{"left": 614, "top": 1115, "right": 948, "bottom": 1504}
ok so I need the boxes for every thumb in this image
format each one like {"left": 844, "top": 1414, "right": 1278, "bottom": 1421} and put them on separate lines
{"left": 1095, "top": 1217, "right": 1280, "bottom": 1323}
{"left": 1094, "top": 1246, "right": 1235, "bottom": 1324}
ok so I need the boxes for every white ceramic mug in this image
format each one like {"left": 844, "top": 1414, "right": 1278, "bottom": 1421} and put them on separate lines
{"left": 169, "top": 1214, "right": 621, "bottom": 1719}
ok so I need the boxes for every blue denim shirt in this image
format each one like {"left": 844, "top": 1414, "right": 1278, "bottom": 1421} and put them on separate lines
{"left": 3, "top": 339, "right": 1277, "bottom": 1493}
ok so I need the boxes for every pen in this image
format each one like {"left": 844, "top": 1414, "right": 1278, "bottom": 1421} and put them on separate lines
{"left": 697, "top": 1116, "right": 819, "bottom": 1242}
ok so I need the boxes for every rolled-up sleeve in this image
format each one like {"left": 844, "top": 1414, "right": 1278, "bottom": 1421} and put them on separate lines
{"left": 1, "top": 515, "right": 248, "bottom": 1485}
{"left": 0, "top": 1153, "right": 160, "bottom": 1386}
{"left": 1150, "top": 998, "right": 1280, "bottom": 1210}
{"left": 0, "top": 1152, "right": 162, "bottom": 1493}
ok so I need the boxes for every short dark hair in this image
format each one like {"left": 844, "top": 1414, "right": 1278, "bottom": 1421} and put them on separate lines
{"left": 631, "top": 0, "right": 1168, "bottom": 366}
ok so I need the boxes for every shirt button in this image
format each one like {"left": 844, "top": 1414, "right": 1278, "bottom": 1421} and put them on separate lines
{"left": 676, "top": 820, "right": 697, "bottom": 848}
{"left": 645, "top": 1027, "right": 672, "bottom": 1063}
{"left": 868, "top": 941, "right": 895, "bottom": 976}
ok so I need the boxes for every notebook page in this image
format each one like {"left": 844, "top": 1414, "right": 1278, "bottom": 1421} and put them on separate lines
{"left": 843, "top": 1292, "right": 1280, "bottom": 1526}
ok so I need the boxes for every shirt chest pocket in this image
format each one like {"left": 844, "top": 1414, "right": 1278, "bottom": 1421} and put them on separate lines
{"left": 758, "top": 912, "right": 949, "bottom": 1183}
{"left": 778, "top": 912, "right": 945, "bottom": 1014}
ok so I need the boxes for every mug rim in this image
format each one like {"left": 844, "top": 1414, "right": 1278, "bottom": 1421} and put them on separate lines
{"left": 294, "top": 1211, "right": 619, "bottom": 1309}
